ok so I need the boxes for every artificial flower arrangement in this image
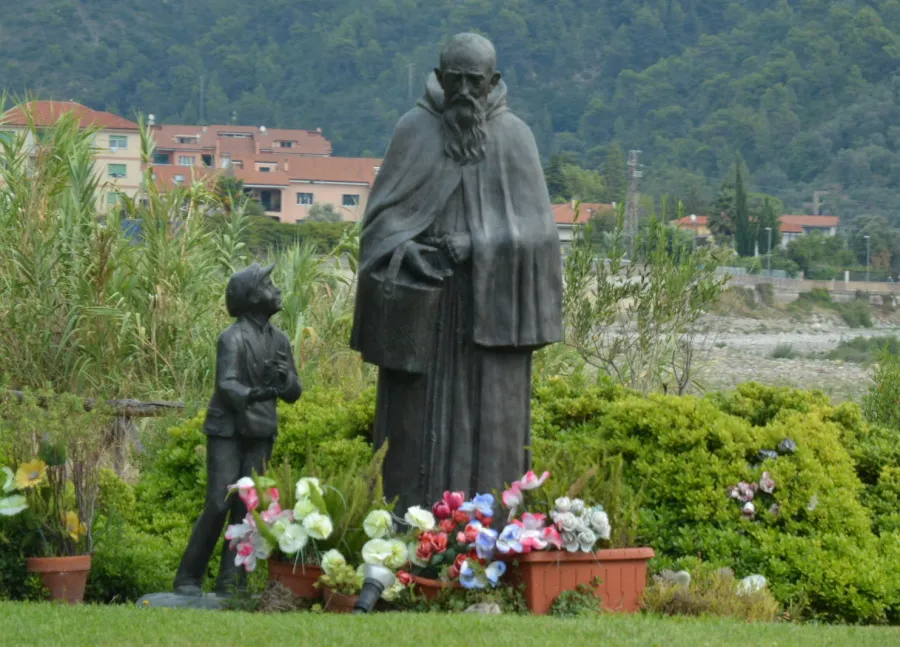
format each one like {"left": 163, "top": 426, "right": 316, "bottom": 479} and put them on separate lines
{"left": 497, "top": 469, "right": 612, "bottom": 556}
{"left": 0, "top": 453, "right": 93, "bottom": 556}
{"left": 728, "top": 472, "right": 778, "bottom": 520}
{"left": 401, "top": 491, "right": 508, "bottom": 590}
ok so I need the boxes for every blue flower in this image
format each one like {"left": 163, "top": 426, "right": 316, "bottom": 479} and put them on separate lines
{"left": 460, "top": 493, "right": 495, "bottom": 517}
{"left": 475, "top": 527, "right": 498, "bottom": 560}
{"left": 485, "top": 561, "right": 507, "bottom": 586}
{"left": 496, "top": 523, "right": 522, "bottom": 554}
{"left": 459, "top": 560, "right": 484, "bottom": 589}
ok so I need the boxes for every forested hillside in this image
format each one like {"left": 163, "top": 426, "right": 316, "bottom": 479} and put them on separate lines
{"left": 4, "top": 1, "right": 900, "bottom": 220}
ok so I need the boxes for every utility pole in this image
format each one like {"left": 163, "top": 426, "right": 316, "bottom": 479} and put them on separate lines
{"left": 766, "top": 227, "right": 772, "bottom": 276}
{"left": 626, "top": 149, "right": 642, "bottom": 250}
{"left": 865, "top": 235, "right": 871, "bottom": 282}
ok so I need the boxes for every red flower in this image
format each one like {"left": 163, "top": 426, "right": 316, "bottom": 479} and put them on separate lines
{"left": 439, "top": 518, "right": 456, "bottom": 534}
{"left": 443, "top": 491, "right": 466, "bottom": 511}
{"left": 448, "top": 553, "right": 467, "bottom": 579}
{"left": 432, "top": 499, "right": 451, "bottom": 520}
{"left": 463, "top": 523, "right": 481, "bottom": 544}
{"left": 416, "top": 538, "right": 434, "bottom": 562}
{"left": 452, "top": 509, "right": 470, "bottom": 525}
{"left": 430, "top": 532, "right": 448, "bottom": 553}
{"left": 397, "top": 570, "right": 413, "bottom": 586}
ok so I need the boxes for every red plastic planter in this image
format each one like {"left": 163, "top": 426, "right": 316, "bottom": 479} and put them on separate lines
{"left": 26, "top": 554, "right": 92, "bottom": 604}
{"left": 502, "top": 547, "right": 655, "bottom": 615}
{"left": 323, "top": 587, "right": 358, "bottom": 613}
{"left": 410, "top": 574, "right": 461, "bottom": 600}
{"left": 267, "top": 559, "right": 323, "bottom": 599}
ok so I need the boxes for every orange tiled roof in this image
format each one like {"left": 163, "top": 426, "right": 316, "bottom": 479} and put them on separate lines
{"left": 151, "top": 124, "right": 332, "bottom": 156}
{"left": 780, "top": 223, "right": 804, "bottom": 234}
{"left": 2, "top": 101, "right": 139, "bottom": 130}
{"left": 674, "top": 215, "right": 710, "bottom": 228}
{"left": 780, "top": 214, "right": 839, "bottom": 228}
{"left": 552, "top": 201, "right": 615, "bottom": 225}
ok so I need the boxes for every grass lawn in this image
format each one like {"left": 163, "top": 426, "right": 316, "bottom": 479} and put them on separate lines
{"left": 1, "top": 603, "right": 898, "bottom": 647}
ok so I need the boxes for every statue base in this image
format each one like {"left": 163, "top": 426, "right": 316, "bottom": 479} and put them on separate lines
{"left": 136, "top": 592, "right": 229, "bottom": 610}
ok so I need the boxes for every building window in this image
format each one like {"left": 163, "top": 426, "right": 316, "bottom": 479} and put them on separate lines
{"left": 152, "top": 152, "right": 170, "bottom": 165}
{"left": 279, "top": 141, "right": 294, "bottom": 148}
{"left": 109, "top": 135, "right": 127, "bottom": 150}
{"left": 108, "top": 163, "right": 127, "bottom": 179}
{"left": 106, "top": 192, "right": 126, "bottom": 206}
{"left": 296, "top": 192, "right": 313, "bottom": 205}
{"left": 259, "top": 167, "right": 271, "bottom": 173}
{"left": 173, "top": 174, "right": 185, "bottom": 184}
{"left": 177, "top": 136, "right": 199, "bottom": 144}
{"left": 231, "top": 160, "right": 243, "bottom": 169}
{"left": 202, "top": 154, "right": 214, "bottom": 167}
{"left": 177, "top": 156, "right": 195, "bottom": 167}
{"left": 342, "top": 194, "right": 360, "bottom": 207}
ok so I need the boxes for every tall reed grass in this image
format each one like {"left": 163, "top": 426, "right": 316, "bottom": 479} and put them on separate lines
{"left": 0, "top": 101, "right": 365, "bottom": 404}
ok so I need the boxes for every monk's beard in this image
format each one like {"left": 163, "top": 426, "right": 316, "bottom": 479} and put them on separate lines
{"left": 442, "top": 98, "right": 487, "bottom": 165}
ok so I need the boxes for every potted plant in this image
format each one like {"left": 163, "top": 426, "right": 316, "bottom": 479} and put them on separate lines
{"left": 400, "top": 492, "right": 508, "bottom": 598}
{"left": 0, "top": 394, "right": 102, "bottom": 604}
{"left": 496, "top": 469, "right": 654, "bottom": 614}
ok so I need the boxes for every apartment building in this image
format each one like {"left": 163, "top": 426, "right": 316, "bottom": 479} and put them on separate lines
{"left": 149, "top": 122, "right": 381, "bottom": 223}
{"left": 1, "top": 101, "right": 142, "bottom": 212}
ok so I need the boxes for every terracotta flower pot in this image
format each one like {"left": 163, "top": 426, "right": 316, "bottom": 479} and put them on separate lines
{"left": 267, "top": 558, "right": 323, "bottom": 599}
{"left": 410, "top": 574, "right": 460, "bottom": 600}
{"left": 26, "top": 554, "right": 92, "bottom": 604}
{"left": 502, "top": 547, "right": 655, "bottom": 615}
{"left": 323, "top": 587, "right": 359, "bottom": 613}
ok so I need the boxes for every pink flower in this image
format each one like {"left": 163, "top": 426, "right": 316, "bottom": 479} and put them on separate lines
{"left": 456, "top": 531, "right": 466, "bottom": 545}
{"left": 517, "top": 470, "right": 550, "bottom": 491}
{"left": 430, "top": 532, "right": 449, "bottom": 553}
{"left": 519, "top": 512, "right": 546, "bottom": 530}
{"left": 542, "top": 525, "right": 563, "bottom": 549}
{"left": 261, "top": 501, "right": 284, "bottom": 523}
{"left": 502, "top": 483, "right": 523, "bottom": 508}
{"left": 452, "top": 509, "right": 470, "bottom": 524}
{"left": 239, "top": 487, "right": 260, "bottom": 512}
{"left": 432, "top": 499, "right": 451, "bottom": 520}
{"left": 439, "top": 518, "right": 456, "bottom": 534}
{"left": 463, "top": 522, "right": 482, "bottom": 544}
{"left": 736, "top": 481, "right": 757, "bottom": 503}
{"left": 397, "top": 570, "right": 413, "bottom": 586}
{"left": 269, "top": 487, "right": 280, "bottom": 503}
{"left": 759, "top": 472, "right": 775, "bottom": 494}
{"left": 443, "top": 491, "right": 466, "bottom": 511}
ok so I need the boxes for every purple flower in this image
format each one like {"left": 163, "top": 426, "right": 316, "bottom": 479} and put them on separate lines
{"left": 737, "top": 481, "right": 757, "bottom": 503}
{"left": 759, "top": 472, "right": 775, "bottom": 494}
{"left": 496, "top": 523, "right": 522, "bottom": 554}
{"left": 768, "top": 503, "right": 781, "bottom": 516}
{"left": 485, "top": 561, "right": 506, "bottom": 586}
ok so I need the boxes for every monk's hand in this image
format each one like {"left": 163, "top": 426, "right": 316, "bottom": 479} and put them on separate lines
{"left": 404, "top": 241, "right": 450, "bottom": 283}
{"left": 443, "top": 233, "right": 472, "bottom": 265}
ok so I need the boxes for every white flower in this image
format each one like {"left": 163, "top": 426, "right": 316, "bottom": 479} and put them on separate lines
{"left": 807, "top": 495, "right": 818, "bottom": 511}
{"left": 562, "top": 531, "right": 579, "bottom": 552}
{"left": 742, "top": 502, "right": 756, "bottom": 519}
{"left": 587, "top": 507, "right": 610, "bottom": 540}
{"left": 292, "top": 499, "right": 319, "bottom": 521}
{"left": 554, "top": 497, "right": 571, "bottom": 513}
{"left": 570, "top": 498, "right": 585, "bottom": 515}
{"left": 362, "top": 538, "right": 393, "bottom": 566}
{"left": 363, "top": 509, "right": 393, "bottom": 539}
{"left": 404, "top": 506, "right": 436, "bottom": 531}
{"left": 295, "top": 477, "right": 323, "bottom": 501}
{"left": 576, "top": 528, "right": 597, "bottom": 552}
{"left": 381, "top": 580, "right": 406, "bottom": 601}
{"left": 277, "top": 523, "right": 308, "bottom": 555}
{"left": 384, "top": 539, "right": 409, "bottom": 570}
{"left": 320, "top": 549, "right": 346, "bottom": 575}
{"left": 301, "top": 512, "right": 333, "bottom": 540}
{"left": 227, "top": 477, "right": 255, "bottom": 492}
{"left": 555, "top": 511, "right": 579, "bottom": 533}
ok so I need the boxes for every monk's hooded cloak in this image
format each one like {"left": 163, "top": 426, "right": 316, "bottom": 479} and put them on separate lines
{"left": 351, "top": 73, "right": 563, "bottom": 511}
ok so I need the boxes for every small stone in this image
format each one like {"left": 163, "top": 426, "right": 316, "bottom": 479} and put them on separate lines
{"left": 738, "top": 574, "right": 767, "bottom": 594}
{"left": 464, "top": 602, "right": 502, "bottom": 614}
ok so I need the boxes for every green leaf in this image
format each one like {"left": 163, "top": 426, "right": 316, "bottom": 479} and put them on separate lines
{"left": 0, "top": 494, "right": 27, "bottom": 516}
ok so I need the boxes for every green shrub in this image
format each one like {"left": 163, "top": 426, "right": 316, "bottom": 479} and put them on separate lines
{"left": 826, "top": 336, "right": 900, "bottom": 364}
{"left": 769, "top": 343, "right": 797, "bottom": 359}
{"left": 755, "top": 283, "right": 775, "bottom": 307}
{"left": 641, "top": 565, "right": 780, "bottom": 621}
{"left": 97, "top": 469, "right": 137, "bottom": 523}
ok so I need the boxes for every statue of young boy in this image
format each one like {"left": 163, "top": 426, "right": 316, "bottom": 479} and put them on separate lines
{"left": 173, "top": 262, "right": 302, "bottom": 596}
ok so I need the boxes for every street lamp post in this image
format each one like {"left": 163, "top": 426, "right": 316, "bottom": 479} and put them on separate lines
{"left": 864, "top": 235, "right": 871, "bottom": 283}
{"left": 690, "top": 214, "right": 697, "bottom": 251}
{"left": 765, "top": 227, "right": 772, "bottom": 276}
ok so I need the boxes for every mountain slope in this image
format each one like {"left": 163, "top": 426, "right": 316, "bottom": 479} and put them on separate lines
{"left": 4, "top": 1, "right": 900, "bottom": 219}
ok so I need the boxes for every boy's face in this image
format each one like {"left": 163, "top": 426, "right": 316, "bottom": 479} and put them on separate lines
{"left": 251, "top": 275, "right": 282, "bottom": 316}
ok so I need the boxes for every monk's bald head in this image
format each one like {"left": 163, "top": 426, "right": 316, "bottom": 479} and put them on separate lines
{"left": 439, "top": 33, "right": 497, "bottom": 75}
